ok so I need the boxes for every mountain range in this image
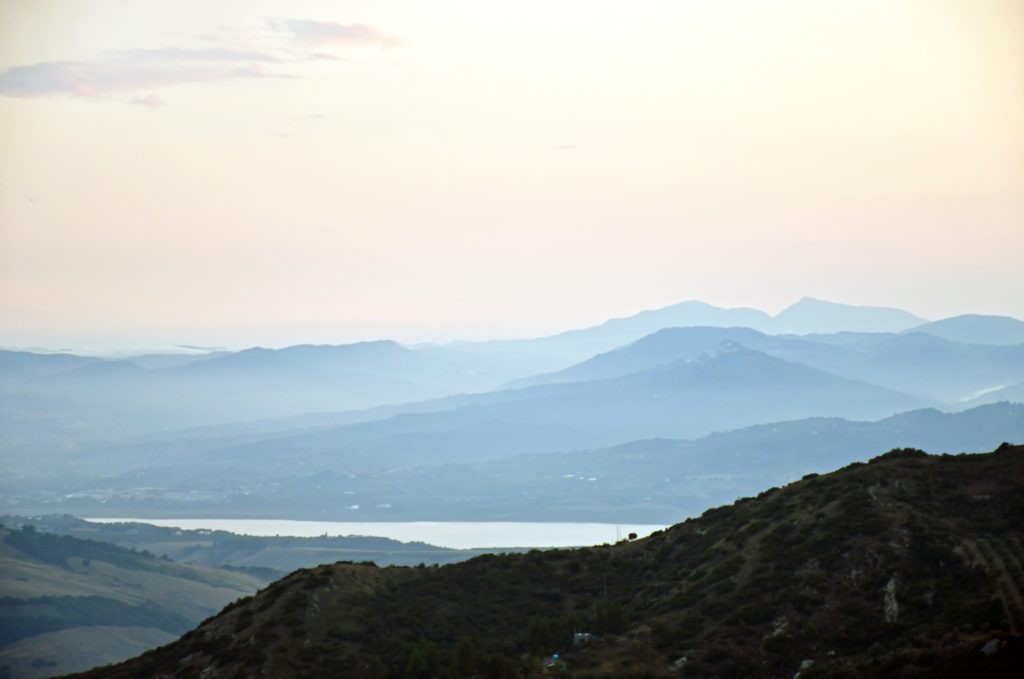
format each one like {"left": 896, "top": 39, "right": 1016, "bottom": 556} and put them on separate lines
{"left": 2, "top": 299, "right": 1018, "bottom": 450}
{"left": 512, "top": 326, "right": 1024, "bottom": 402}
{"left": 2, "top": 297, "right": 1023, "bottom": 526}
{"left": 443, "top": 297, "right": 930, "bottom": 368}
{"left": 86, "top": 345, "right": 924, "bottom": 477}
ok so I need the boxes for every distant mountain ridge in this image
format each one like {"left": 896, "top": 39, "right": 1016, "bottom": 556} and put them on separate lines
{"left": 443, "top": 297, "right": 930, "bottom": 367}
{"left": 0, "top": 340, "right": 520, "bottom": 443}
{"left": 29, "top": 402, "right": 1018, "bottom": 524}
{"left": 908, "top": 314, "right": 1024, "bottom": 346}
{"left": 770, "top": 296, "right": 927, "bottom": 334}
{"left": 511, "top": 326, "right": 1024, "bottom": 403}
{"left": 2, "top": 298, "right": 1021, "bottom": 476}
{"left": 129, "top": 345, "right": 924, "bottom": 477}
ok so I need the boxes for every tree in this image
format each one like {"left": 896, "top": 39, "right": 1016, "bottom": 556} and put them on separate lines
{"left": 453, "top": 637, "right": 479, "bottom": 676}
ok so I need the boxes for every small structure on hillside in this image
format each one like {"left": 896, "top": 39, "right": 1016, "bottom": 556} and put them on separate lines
{"left": 573, "top": 632, "right": 595, "bottom": 645}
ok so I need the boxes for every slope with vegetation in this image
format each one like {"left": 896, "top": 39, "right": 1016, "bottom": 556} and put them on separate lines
{"left": 73, "top": 444, "right": 1024, "bottom": 678}
{"left": 0, "top": 516, "right": 517, "bottom": 572}
{"left": 0, "top": 526, "right": 269, "bottom": 678}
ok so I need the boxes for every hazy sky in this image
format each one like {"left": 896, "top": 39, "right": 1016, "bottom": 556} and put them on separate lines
{"left": 1, "top": 0, "right": 1022, "bottom": 350}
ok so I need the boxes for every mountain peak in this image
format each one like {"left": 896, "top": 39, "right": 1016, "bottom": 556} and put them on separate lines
{"left": 772, "top": 298, "right": 926, "bottom": 334}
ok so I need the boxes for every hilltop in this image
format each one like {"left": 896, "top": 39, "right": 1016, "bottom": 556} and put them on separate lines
{"left": 71, "top": 444, "right": 1024, "bottom": 678}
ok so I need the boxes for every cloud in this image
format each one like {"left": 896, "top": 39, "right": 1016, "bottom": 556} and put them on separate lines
{"left": 0, "top": 48, "right": 289, "bottom": 102}
{"left": 269, "top": 19, "right": 403, "bottom": 49}
{"left": 118, "top": 47, "right": 278, "bottom": 63}
{"left": 0, "top": 20, "right": 398, "bottom": 106}
{"left": 130, "top": 93, "right": 165, "bottom": 109}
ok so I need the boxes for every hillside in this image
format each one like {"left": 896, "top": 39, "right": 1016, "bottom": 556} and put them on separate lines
{"left": 72, "top": 445, "right": 1024, "bottom": 678}
{"left": 0, "top": 526, "right": 270, "bottom": 678}
{"left": 0, "top": 516, "right": 518, "bottom": 572}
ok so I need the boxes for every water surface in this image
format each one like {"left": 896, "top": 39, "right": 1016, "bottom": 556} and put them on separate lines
{"left": 85, "top": 518, "right": 667, "bottom": 549}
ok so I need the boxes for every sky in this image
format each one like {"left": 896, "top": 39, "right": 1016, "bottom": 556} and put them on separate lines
{"left": 1, "top": 0, "right": 1022, "bottom": 351}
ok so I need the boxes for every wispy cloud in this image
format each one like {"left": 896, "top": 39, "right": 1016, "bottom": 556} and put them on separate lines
{"left": 0, "top": 48, "right": 289, "bottom": 102}
{"left": 118, "top": 47, "right": 279, "bottom": 63}
{"left": 0, "top": 19, "right": 401, "bottom": 106}
{"left": 269, "top": 19, "right": 403, "bottom": 49}
{"left": 130, "top": 93, "right": 165, "bottom": 109}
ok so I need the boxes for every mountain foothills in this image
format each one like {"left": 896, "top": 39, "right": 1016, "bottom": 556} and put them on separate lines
{"left": 68, "top": 445, "right": 1024, "bottom": 679}
{"left": 0, "top": 519, "right": 522, "bottom": 678}
{"left": 0, "top": 516, "right": 516, "bottom": 573}
{"left": 7, "top": 403, "right": 1019, "bottom": 524}
{"left": 0, "top": 525, "right": 271, "bottom": 678}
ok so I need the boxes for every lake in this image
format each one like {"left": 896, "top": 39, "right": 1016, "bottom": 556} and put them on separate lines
{"left": 84, "top": 518, "right": 667, "bottom": 549}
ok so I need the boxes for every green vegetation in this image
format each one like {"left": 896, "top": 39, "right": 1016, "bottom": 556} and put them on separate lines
{"left": 0, "top": 596, "right": 191, "bottom": 646}
{"left": 65, "top": 445, "right": 1024, "bottom": 678}
{"left": 0, "top": 514, "right": 520, "bottom": 572}
{"left": 3, "top": 525, "right": 236, "bottom": 588}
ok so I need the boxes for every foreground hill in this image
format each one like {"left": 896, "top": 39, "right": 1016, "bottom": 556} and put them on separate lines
{"left": 75, "top": 445, "right": 1024, "bottom": 678}
{"left": 0, "top": 526, "right": 269, "bottom": 678}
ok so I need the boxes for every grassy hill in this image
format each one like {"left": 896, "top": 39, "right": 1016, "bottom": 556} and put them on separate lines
{"left": 0, "top": 526, "right": 271, "bottom": 678}
{"left": 1, "top": 516, "right": 519, "bottom": 572}
{"left": 70, "top": 444, "right": 1024, "bottom": 678}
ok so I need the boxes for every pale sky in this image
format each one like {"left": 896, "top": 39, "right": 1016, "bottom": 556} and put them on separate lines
{"left": 1, "top": 0, "right": 1022, "bottom": 350}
